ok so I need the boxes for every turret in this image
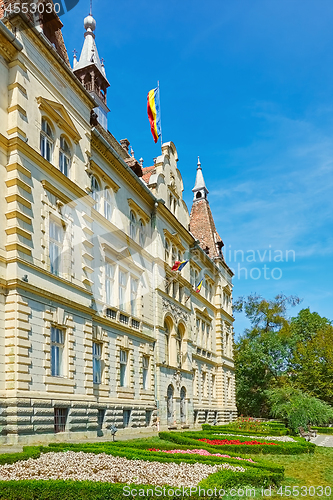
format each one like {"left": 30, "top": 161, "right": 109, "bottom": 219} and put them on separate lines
{"left": 73, "top": 13, "right": 110, "bottom": 129}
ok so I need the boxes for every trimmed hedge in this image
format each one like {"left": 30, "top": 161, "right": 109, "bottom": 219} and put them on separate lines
{"left": 0, "top": 446, "right": 42, "bottom": 465}
{"left": 202, "top": 424, "right": 288, "bottom": 436}
{"left": 312, "top": 426, "right": 333, "bottom": 434}
{"left": 159, "top": 431, "right": 315, "bottom": 455}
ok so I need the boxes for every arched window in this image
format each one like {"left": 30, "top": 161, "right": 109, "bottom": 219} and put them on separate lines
{"left": 164, "top": 320, "right": 171, "bottom": 365}
{"left": 180, "top": 386, "right": 186, "bottom": 423}
{"left": 176, "top": 324, "right": 184, "bottom": 368}
{"left": 104, "top": 187, "right": 112, "bottom": 221}
{"left": 171, "top": 246, "right": 177, "bottom": 265}
{"left": 59, "top": 136, "right": 71, "bottom": 177}
{"left": 91, "top": 175, "right": 101, "bottom": 211}
{"left": 130, "top": 211, "right": 137, "bottom": 240}
{"left": 139, "top": 219, "right": 145, "bottom": 247}
{"left": 165, "top": 239, "right": 170, "bottom": 263}
{"left": 40, "top": 118, "right": 53, "bottom": 162}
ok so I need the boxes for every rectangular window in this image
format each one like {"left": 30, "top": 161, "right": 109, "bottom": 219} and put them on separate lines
{"left": 179, "top": 285, "right": 184, "bottom": 304}
{"left": 202, "top": 372, "right": 207, "bottom": 398}
{"left": 212, "top": 374, "right": 216, "bottom": 398}
{"left": 49, "top": 219, "right": 63, "bottom": 276}
{"left": 105, "top": 263, "right": 114, "bottom": 306}
{"left": 119, "top": 270, "right": 127, "bottom": 310}
{"left": 202, "top": 321, "right": 206, "bottom": 348}
{"left": 123, "top": 409, "right": 131, "bottom": 427}
{"left": 196, "top": 319, "right": 200, "bottom": 344}
{"left": 54, "top": 407, "right": 68, "bottom": 433}
{"left": 142, "top": 355, "right": 149, "bottom": 390}
{"left": 131, "top": 278, "right": 138, "bottom": 317}
{"left": 193, "top": 370, "right": 197, "bottom": 397}
{"left": 51, "top": 327, "right": 64, "bottom": 377}
{"left": 93, "top": 342, "right": 102, "bottom": 384}
{"left": 119, "top": 349, "right": 128, "bottom": 387}
{"left": 145, "top": 410, "right": 152, "bottom": 427}
{"left": 206, "top": 323, "right": 211, "bottom": 351}
{"left": 97, "top": 409, "right": 105, "bottom": 430}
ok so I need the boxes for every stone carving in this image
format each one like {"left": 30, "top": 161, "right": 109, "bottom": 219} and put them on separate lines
{"left": 162, "top": 297, "right": 189, "bottom": 323}
{"left": 173, "top": 369, "right": 182, "bottom": 390}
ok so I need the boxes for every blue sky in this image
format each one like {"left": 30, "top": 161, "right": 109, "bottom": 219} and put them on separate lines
{"left": 62, "top": 0, "right": 333, "bottom": 337}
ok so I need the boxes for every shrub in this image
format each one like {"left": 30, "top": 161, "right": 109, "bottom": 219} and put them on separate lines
{"left": 267, "top": 387, "right": 333, "bottom": 433}
{"left": 202, "top": 424, "right": 288, "bottom": 436}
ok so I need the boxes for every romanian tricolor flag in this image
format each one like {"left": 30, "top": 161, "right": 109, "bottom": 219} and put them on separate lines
{"left": 195, "top": 278, "right": 204, "bottom": 293}
{"left": 172, "top": 260, "right": 189, "bottom": 272}
{"left": 147, "top": 87, "right": 161, "bottom": 143}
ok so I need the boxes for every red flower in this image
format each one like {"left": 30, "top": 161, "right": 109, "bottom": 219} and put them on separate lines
{"left": 198, "top": 438, "right": 277, "bottom": 446}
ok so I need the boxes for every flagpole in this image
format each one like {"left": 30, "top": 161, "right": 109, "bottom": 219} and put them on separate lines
{"left": 158, "top": 80, "right": 163, "bottom": 148}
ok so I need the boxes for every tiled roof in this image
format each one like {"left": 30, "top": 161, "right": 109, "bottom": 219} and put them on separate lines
{"left": 142, "top": 166, "right": 156, "bottom": 184}
{"left": 189, "top": 199, "right": 224, "bottom": 259}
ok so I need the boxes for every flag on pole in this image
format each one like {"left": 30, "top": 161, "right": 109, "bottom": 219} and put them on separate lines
{"left": 172, "top": 260, "right": 189, "bottom": 272}
{"left": 147, "top": 87, "right": 161, "bottom": 143}
{"left": 195, "top": 278, "right": 204, "bottom": 293}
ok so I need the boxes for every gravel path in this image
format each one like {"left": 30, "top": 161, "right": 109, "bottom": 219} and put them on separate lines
{"left": 0, "top": 451, "right": 245, "bottom": 486}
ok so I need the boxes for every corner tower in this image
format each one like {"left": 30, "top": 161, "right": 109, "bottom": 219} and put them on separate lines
{"left": 73, "top": 12, "right": 110, "bottom": 129}
{"left": 190, "top": 157, "right": 224, "bottom": 258}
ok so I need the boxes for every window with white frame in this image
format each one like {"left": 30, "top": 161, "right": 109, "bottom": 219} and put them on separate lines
{"left": 193, "top": 369, "right": 197, "bottom": 397}
{"left": 171, "top": 246, "right": 177, "bottom": 265}
{"left": 139, "top": 219, "right": 145, "bottom": 247}
{"left": 130, "top": 278, "right": 138, "bottom": 316}
{"left": 165, "top": 239, "right": 170, "bottom": 263}
{"left": 202, "top": 371, "right": 207, "bottom": 397}
{"left": 164, "top": 321, "right": 170, "bottom": 364}
{"left": 105, "top": 263, "right": 115, "bottom": 306}
{"left": 130, "top": 211, "right": 137, "bottom": 240}
{"left": 142, "top": 355, "right": 149, "bottom": 389}
{"left": 91, "top": 175, "right": 101, "bottom": 211}
{"left": 104, "top": 187, "right": 112, "bottom": 221}
{"left": 59, "top": 136, "right": 71, "bottom": 177}
{"left": 119, "top": 349, "right": 128, "bottom": 387}
{"left": 40, "top": 118, "right": 53, "bottom": 162}
{"left": 195, "top": 318, "right": 200, "bottom": 344}
{"left": 206, "top": 323, "right": 211, "bottom": 351}
{"left": 119, "top": 270, "right": 127, "bottom": 310}
{"left": 49, "top": 218, "right": 64, "bottom": 276}
{"left": 51, "top": 326, "right": 65, "bottom": 377}
{"left": 212, "top": 374, "right": 216, "bottom": 398}
{"left": 93, "top": 342, "right": 102, "bottom": 384}
{"left": 201, "top": 321, "right": 206, "bottom": 348}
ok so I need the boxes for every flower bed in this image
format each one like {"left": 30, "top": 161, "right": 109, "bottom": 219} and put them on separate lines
{"left": 202, "top": 423, "right": 288, "bottom": 436}
{"left": 159, "top": 431, "right": 315, "bottom": 455}
{"left": 0, "top": 451, "right": 245, "bottom": 486}
{"left": 148, "top": 448, "right": 257, "bottom": 463}
{"left": 198, "top": 438, "right": 278, "bottom": 446}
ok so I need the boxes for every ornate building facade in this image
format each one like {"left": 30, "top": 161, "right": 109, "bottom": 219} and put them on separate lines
{"left": 0, "top": 3, "right": 236, "bottom": 444}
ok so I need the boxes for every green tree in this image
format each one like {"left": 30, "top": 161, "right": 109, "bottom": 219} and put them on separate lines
{"left": 291, "top": 319, "right": 333, "bottom": 404}
{"left": 267, "top": 386, "right": 333, "bottom": 433}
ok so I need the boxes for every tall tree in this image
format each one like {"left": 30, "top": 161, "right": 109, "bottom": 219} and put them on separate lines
{"left": 234, "top": 294, "right": 301, "bottom": 416}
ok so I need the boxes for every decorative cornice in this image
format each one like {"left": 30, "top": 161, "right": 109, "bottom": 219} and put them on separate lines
{"left": 37, "top": 96, "right": 81, "bottom": 144}
{"left": 162, "top": 297, "right": 189, "bottom": 323}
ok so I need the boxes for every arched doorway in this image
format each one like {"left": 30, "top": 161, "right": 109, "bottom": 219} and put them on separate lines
{"left": 180, "top": 386, "right": 186, "bottom": 424}
{"left": 167, "top": 384, "right": 174, "bottom": 425}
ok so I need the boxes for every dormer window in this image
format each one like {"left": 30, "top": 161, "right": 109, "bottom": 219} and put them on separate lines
{"left": 59, "top": 137, "right": 71, "bottom": 177}
{"left": 40, "top": 118, "right": 53, "bottom": 162}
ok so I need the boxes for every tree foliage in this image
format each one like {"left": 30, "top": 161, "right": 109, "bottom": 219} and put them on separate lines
{"left": 234, "top": 295, "right": 333, "bottom": 419}
{"left": 267, "top": 387, "right": 333, "bottom": 433}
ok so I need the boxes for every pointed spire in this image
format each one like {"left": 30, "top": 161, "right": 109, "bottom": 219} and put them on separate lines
{"left": 192, "top": 156, "right": 209, "bottom": 201}
{"left": 73, "top": 9, "right": 110, "bottom": 129}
